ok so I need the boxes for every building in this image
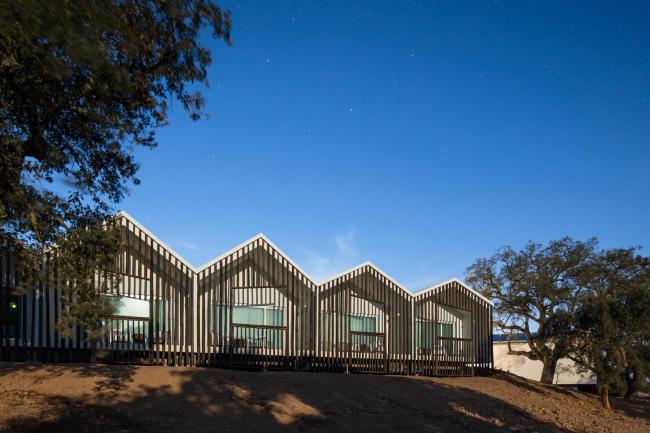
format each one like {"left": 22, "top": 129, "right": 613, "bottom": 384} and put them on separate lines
{"left": 493, "top": 334, "right": 597, "bottom": 385}
{"left": 0, "top": 212, "right": 493, "bottom": 376}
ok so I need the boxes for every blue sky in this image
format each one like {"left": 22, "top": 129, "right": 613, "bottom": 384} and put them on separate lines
{"left": 118, "top": 1, "right": 650, "bottom": 290}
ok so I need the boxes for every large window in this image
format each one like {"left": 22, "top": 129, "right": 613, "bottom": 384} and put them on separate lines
{"left": 415, "top": 321, "right": 435, "bottom": 351}
{"left": 109, "top": 296, "right": 150, "bottom": 318}
{"left": 438, "top": 323, "right": 453, "bottom": 338}
{"left": 232, "top": 305, "right": 284, "bottom": 327}
{"left": 320, "top": 313, "right": 379, "bottom": 336}
{"left": 211, "top": 304, "right": 284, "bottom": 331}
{"left": 105, "top": 296, "right": 150, "bottom": 345}
{"left": 210, "top": 304, "right": 285, "bottom": 350}
{"left": 350, "top": 315, "right": 377, "bottom": 333}
{"left": 416, "top": 321, "right": 454, "bottom": 352}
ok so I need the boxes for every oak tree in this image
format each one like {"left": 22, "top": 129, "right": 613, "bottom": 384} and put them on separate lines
{"left": 465, "top": 237, "right": 597, "bottom": 384}
{"left": 0, "top": 0, "right": 231, "bottom": 343}
{"left": 553, "top": 248, "right": 650, "bottom": 409}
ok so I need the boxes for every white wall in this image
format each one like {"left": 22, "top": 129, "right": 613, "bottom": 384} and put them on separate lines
{"left": 231, "top": 287, "right": 287, "bottom": 309}
{"left": 493, "top": 341, "right": 596, "bottom": 385}
{"left": 437, "top": 305, "right": 467, "bottom": 338}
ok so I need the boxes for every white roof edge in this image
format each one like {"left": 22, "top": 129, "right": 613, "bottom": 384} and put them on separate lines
{"left": 195, "top": 233, "right": 319, "bottom": 286}
{"left": 317, "top": 261, "right": 413, "bottom": 297}
{"left": 114, "top": 213, "right": 493, "bottom": 305}
{"left": 116, "top": 213, "right": 318, "bottom": 284}
{"left": 255, "top": 235, "right": 318, "bottom": 285}
{"left": 116, "top": 211, "right": 198, "bottom": 272}
{"left": 316, "top": 261, "right": 373, "bottom": 287}
{"left": 413, "top": 277, "right": 494, "bottom": 305}
{"left": 195, "top": 232, "right": 265, "bottom": 273}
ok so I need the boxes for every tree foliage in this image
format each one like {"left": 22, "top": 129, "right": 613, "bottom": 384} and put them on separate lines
{"left": 548, "top": 248, "right": 650, "bottom": 409}
{"left": 0, "top": 0, "right": 231, "bottom": 341}
{"left": 469, "top": 237, "right": 650, "bottom": 408}
{"left": 465, "top": 237, "right": 597, "bottom": 384}
{"left": 52, "top": 219, "right": 124, "bottom": 344}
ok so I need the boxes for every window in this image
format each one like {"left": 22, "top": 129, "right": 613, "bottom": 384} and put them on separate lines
{"left": 210, "top": 304, "right": 285, "bottom": 350}
{"left": 437, "top": 323, "right": 453, "bottom": 338}
{"left": 105, "top": 296, "right": 150, "bottom": 345}
{"left": 320, "top": 312, "right": 381, "bottom": 351}
{"left": 266, "top": 308, "right": 284, "bottom": 326}
{"left": 416, "top": 321, "right": 435, "bottom": 350}
{"left": 350, "top": 315, "right": 377, "bottom": 333}
{"left": 216, "top": 305, "right": 285, "bottom": 327}
{"left": 107, "top": 296, "right": 150, "bottom": 318}
{"left": 416, "top": 321, "right": 454, "bottom": 353}
{"left": 320, "top": 313, "right": 378, "bottom": 336}
{"left": 232, "top": 306, "right": 264, "bottom": 325}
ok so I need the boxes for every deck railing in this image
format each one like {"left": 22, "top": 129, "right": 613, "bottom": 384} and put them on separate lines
{"left": 349, "top": 331, "right": 386, "bottom": 373}
{"left": 97, "top": 317, "right": 151, "bottom": 364}
{"left": 229, "top": 324, "right": 288, "bottom": 370}
{"left": 413, "top": 337, "right": 474, "bottom": 376}
{"left": 435, "top": 337, "right": 474, "bottom": 376}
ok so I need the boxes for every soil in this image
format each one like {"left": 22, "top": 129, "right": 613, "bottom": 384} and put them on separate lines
{"left": 0, "top": 362, "right": 648, "bottom": 433}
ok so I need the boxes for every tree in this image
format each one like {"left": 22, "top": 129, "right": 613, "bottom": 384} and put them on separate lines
{"left": 52, "top": 218, "right": 124, "bottom": 361}
{"left": 465, "top": 237, "right": 597, "bottom": 384}
{"left": 553, "top": 248, "right": 650, "bottom": 409}
{"left": 622, "top": 343, "right": 650, "bottom": 399}
{"left": 0, "top": 0, "right": 231, "bottom": 343}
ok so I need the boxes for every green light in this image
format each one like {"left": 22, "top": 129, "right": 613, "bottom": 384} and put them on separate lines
{"left": 9, "top": 302, "right": 16, "bottom": 309}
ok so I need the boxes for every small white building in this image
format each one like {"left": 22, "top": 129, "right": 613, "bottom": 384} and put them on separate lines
{"left": 493, "top": 335, "right": 596, "bottom": 385}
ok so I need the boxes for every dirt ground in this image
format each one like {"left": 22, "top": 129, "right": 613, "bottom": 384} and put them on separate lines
{"left": 0, "top": 362, "right": 648, "bottom": 433}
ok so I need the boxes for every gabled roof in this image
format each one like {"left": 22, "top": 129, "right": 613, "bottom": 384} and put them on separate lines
{"left": 117, "top": 212, "right": 318, "bottom": 285}
{"left": 317, "top": 261, "right": 412, "bottom": 298}
{"left": 412, "top": 277, "right": 494, "bottom": 305}
{"left": 115, "top": 212, "right": 492, "bottom": 304}
{"left": 195, "top": 233, "right": 318, "bottom": 287}
{"left": 118, "top": 211, "right": 197, "bottom": 272}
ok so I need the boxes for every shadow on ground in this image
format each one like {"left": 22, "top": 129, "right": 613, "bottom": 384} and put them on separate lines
{"left": 0, "top": 362, "right": 647, "bottom": 433}
{"left": 0, "top": 361, "right": 138, "bottom": 392}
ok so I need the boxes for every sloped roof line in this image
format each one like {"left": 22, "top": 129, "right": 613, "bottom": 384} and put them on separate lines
{"left": 195, "top": 233, "right": 263, "bottom": 273}
{"left": 195, "top": 233, "right": 318, "bottom": 286}
{"left": 316, "top": 261, "right": 412, "bottom": 297}
{"left": 117, "top": 211, "right": 197, "bottom": 272}
{"left": 412, "top": 277, "right": 494, "bottom": 305}
{"left": 115, "top": 213, "right": 492, "bottom": 304}
{"left": 118, "top": 212, "right": 318, "bottom": 285}
{"left": 316, "top": 261, "right": 372, "bottom": 286}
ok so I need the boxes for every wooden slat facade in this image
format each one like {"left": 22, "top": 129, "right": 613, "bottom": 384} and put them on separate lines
{"left": 413, "top": 280, "right": 493, "bottom": 377}
{"left": 195, "top": 237, "right": 317, "bottom": 370}
{"left": 0, "top": 216, "right": 196, "bottom": 365}
{"left": 315, "top": 264, "right": 412, "bottom": 374}
{"left": 1, "top": 212, "right": 493, "bottom": 376}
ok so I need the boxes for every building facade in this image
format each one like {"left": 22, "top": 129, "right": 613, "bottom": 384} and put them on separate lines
{"left": 0, "top": 212, "right": 493, "bottom": 376}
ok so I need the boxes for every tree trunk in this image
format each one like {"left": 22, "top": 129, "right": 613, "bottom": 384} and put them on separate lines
{"left": 624, "top": 371, "right": 635, "bottom": 399}
{"left": 601, "top": 383, "right": 611, "bottom": 410}
{"left": 540, "top": 359, "right": 557, "bottom": 384}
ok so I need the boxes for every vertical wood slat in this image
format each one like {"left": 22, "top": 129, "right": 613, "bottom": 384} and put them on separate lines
{"left": 37, "top": 258, "right": 44, "bottom": 362}
{"left": 164, "top": 248, "right": 170, "bottom": 366}
{"left": 179, "top": 263, "right": 185, "bottom": 366}
{"left": 1, "top": 254, "right": 5, "bottom": 361}
{"left": 44, "top": 253, "right": 51, "bottom": 362}
{"left": 155, "top": 242, "right": 161, "bottom": 365}
{"left": 13, "top": 261, "right": 20, "bottom": 360}
{"left": 22, "top": 263, "right": 29, "bottom": 362}
{"left": 2, "top": 215, "right": 492, "bottom": 377}
{"left": 1, "top": 254, "right": 8, "bottom": 361}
